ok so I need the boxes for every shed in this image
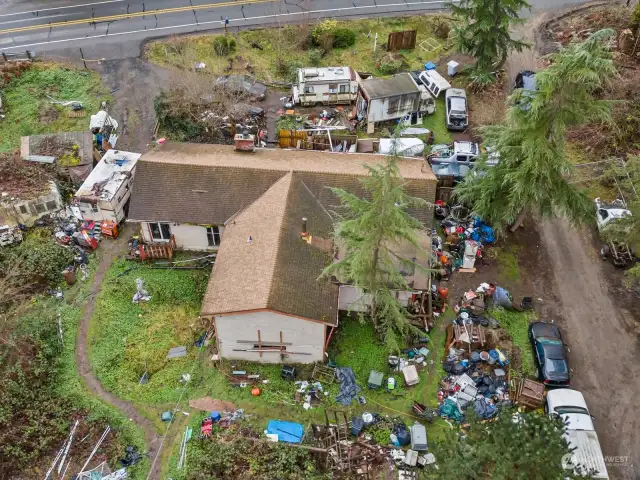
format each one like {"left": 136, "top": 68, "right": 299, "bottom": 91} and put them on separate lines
{"left": 20, "top": 131, "right": 94, "bottom": 185}
{"left": 357, "top": 73, "right": 423, "bottom": 132}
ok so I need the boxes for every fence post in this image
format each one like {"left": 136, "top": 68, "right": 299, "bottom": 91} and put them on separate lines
{"left": 79, "top": 48, "right": 87, "bottom": 69}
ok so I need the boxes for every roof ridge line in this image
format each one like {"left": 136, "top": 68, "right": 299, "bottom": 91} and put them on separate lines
{"left": 263, "top": 172, "right": 295, "bottom": 305}
{"left": 265, "top": 171, "right": 297, "bottom": 309}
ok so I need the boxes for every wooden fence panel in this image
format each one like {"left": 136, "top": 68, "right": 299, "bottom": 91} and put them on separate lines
{"left": 387, "top": 30, "right": 417, "bottom": 51}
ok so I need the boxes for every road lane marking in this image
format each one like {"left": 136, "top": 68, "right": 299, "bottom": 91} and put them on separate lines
{"left": 0, "top": 1, "right": 454, "bottom": 51}
{"left": 0, "top": 0, "right": 128, "bottom": 18}
{"left": 0, "top": 13, "right": 70, "bottom": 25}
{"left": 0, "top": 0, "right": 274, "bottom": 35}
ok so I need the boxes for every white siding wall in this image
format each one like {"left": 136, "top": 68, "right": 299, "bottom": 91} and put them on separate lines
{"left": 367, "top": 95, "right": 419, "bottom": 123}
{"left": 171, "top": 224, "right": 212, "bottom": 250}
{"left": 215, "top": 311, "right": 326, "bottom": 364}
{"left": 138, "top": 222, "right": 224, "bottom": 250}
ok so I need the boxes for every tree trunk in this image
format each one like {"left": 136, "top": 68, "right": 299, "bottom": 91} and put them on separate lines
{"left": 370, "top": 246, "right": 380, "bottom": 329}
{"left": 510, "top": 210, "right": 527, "bottom": 232}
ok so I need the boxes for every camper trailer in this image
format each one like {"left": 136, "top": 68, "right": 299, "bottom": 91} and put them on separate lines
{"left": 357, "top": 73, "right": 435, "bottom": 133}
{"left": 292, "top": 67, "right": 360, "bottom": 106}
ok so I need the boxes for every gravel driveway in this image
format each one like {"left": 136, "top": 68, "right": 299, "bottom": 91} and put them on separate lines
{"left": 539, "top": 219, "right": 640, "bottom": 480}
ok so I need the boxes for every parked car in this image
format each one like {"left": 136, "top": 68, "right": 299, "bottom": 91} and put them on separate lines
{"left": 528, "top": 322, "right": 570, "bottom": 387}
{"left": 595, "top": 197, "right": 632, "bottom": 232}
{"left": 514, "top": 70, "right": 536, "bottom": 109}
{"left": 417, "top": 69, "right": 451, "bottom": 98}
{"left": 546, "top": 389, "right": 609, "bottom": 479}
{"left": 445, "top": 88, "right": 468, "bottom": 131}
{"left": 514, "top": 70, "right": 536, "bottom": 90}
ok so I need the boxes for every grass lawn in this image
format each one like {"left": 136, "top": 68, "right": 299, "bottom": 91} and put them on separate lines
{"left": 491, "top": 308, "right": 537, "bottom": 378}
{"left": 0, "top": 63, "right": 108, "bottom": 152}
{"left": 424, "top": 96, "right": 453, "bottom": 145}
{"left": 88, "top": 259, "right": 211, "bottom": 407}
{"left": 146, "top": 16, "right": 453, "bottom": 82}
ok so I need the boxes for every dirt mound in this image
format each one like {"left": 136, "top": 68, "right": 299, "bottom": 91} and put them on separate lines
{"left": 188, "top": 397, "right": 236, "bottom": 412}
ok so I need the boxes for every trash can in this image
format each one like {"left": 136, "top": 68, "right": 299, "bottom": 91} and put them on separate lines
{"left": 447, "top": 60, "right": 460, "bottom": 77}
{"left": 488, "top": 350, "right": 499, "bottom": 365}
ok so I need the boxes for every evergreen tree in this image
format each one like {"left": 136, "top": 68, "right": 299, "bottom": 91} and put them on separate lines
{"left": 447, "top": 0, "right": 531, "bottom": 85}
{"left": 455, "top": 29, "right": 617, "bottom": 233}
{"left": 321, "top": 151, "right": 429, "bottom": 352}
{"left": 429, "top": 409, "right": 594, "bottom": 479}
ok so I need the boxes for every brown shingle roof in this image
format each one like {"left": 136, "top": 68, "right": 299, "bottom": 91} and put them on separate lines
{"left": 128, "top": 142, "right": 435, "bottom": 225}
{"left": 129, "top": 162, "right": 287, "bottom": 224}
{"left": 201, "top": 172, "right": 339, "bottom": 324}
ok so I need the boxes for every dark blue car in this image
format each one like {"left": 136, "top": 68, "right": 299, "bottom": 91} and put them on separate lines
{"left": 528, "top": 322, "right": 570, "bottom": 387}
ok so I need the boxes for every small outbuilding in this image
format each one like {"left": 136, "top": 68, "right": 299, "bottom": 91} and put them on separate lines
{"left": 357, "top": 73, "right": 435, "bottom": 133}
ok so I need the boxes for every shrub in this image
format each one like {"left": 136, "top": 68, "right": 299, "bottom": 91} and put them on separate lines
{"left": 311, "top": 19, "right": 338, "bottom": 43}
{"left": 377, "top": 54, "right": 403, "bottom": 75}
{"left": 212, "top": 35, "right": 236, "bottom": 56}
{"left": 332, "top": 28, "right": 356, "bottom": 48}
{"left": 308, "top": 48, "right": 325, "bottom": 66}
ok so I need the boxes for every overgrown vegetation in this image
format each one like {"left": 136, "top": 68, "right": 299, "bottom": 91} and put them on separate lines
{"left": 0, "top": 228, "right": 75, "bottom": 311}
{"left": 431, "top": 409, "right": 587, "bottom": 478}
{"left": 147, "top": 16, "right": 453, "bottom": 81}
{"left": 455, "top": 29, "right": 616, "bottom": 234}
{"left": 0, "top": 63, "right": 106, "bottom": 152}
{"left": 178, "top": 428, "right": 330, "bottom": 480}
{"left": 447, "top": 0, "right": 530, "bottom": 86}
{"left": 0, "top": 236, "right": 147, "bottom": 478}
{"left": 491, "top": 308, "right": 537, "bottom": 377}
{"left": 321, "top": 155, "right": 428, "bottom": 352}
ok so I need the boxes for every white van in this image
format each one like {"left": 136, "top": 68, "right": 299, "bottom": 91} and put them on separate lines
{"left": 418, "top": 69, "right": 451, "bottom": 98}
{"left": 546, "top": 389, "right": 609, "bottom": 479}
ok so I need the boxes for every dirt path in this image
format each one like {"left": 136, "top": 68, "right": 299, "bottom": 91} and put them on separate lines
{"left": 539, "top": 220, "right": 640, "bottom": 480}
{"left": 75, "top": 235, "right": 162, "bottom": 480}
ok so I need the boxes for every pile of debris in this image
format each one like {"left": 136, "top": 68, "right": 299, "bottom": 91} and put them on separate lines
{"left": 435, "top": 282, "right": 535, "bottom": 423}
{"left": 309, "top": 410, "right": 438, "bottom": 478}
{"left": 432, "top": 202, "right": 495, "bottom": 276}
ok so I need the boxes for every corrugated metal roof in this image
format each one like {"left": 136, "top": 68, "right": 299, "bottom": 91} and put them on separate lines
{"left": 359, "top": 73, "right": 420, "bottom": 100}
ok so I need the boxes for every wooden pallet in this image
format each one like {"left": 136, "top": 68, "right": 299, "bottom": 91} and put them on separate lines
{"left": 68, "top": 110, "right": 86, "bottom": 118}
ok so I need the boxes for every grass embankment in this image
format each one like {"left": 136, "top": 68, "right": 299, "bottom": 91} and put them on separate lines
{"left": 17, "top": 256, "right": 149, "bottom": 479}
{"left": 0, "top": 63, "right": 108, "bottom": 152}
{"left": 147, "top": 16, "right": 452, "bottom": 82}
{"left": 491, "top": 308, "right": 537, "bottom": 378}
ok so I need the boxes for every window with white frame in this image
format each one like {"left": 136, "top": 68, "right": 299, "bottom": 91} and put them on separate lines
{"left": 149, "top": 222, "right": 171, "bottom": 241}
{"left": 206, "top": 226, "right": 221, "bottom": 247}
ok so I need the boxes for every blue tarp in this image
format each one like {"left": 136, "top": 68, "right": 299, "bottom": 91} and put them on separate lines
{"left": 266, "top": 420, "right": 304, "bottom": 444}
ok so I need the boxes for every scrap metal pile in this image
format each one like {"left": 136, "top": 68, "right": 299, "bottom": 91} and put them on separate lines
{"left": 432, "top": 202, "right": 496, "bottom": 277}
{"left": 436, "top": 283, "right": 531, "bottom": 424}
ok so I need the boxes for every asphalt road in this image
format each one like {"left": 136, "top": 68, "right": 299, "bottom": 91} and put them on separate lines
{"left": 0, "top": 0, "right": 592, "bottom": 59}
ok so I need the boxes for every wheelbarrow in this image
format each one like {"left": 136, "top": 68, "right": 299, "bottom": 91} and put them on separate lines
{"left": 412, "top": 401, "right": 438, "bottom": 423}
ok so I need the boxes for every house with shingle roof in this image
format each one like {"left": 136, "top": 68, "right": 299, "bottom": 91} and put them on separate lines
{"left": 128, "top": 142, "right": 436, "bottom": 363}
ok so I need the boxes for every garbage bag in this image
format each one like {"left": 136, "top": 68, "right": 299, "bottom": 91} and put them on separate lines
{"left": 473, "top": 399, "right": 497, "bottom": 419}
{"left": 393, "top": 422, "right": 411, "bottom": 446}
{"left": 335, "top": 367, "right": 361, "bottom": 406}
{"left": 439, "top": 399, "right": 464, "bottom": 422}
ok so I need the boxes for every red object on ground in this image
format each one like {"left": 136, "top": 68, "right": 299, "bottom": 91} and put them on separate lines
{"left": 251, "top": 388, "right": 261, "bottom": 396}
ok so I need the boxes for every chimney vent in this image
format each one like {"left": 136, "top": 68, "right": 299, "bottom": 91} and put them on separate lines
{"left": 302, "top": 217, "right": 308, "bottom": 235}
